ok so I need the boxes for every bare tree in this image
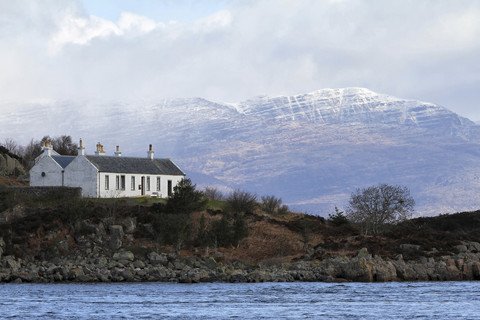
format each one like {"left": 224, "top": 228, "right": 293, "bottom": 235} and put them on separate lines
{"left": 1, "top": 138, "right": 19, "bottom": 156}
{"left": 261, "top": 195, "right": 283, "bottom": 215}
{"left": 52, "top": 135, "right": 78, "bottom": 155}
{"left": 346, "top": 183, "right": 415, "bottom": 235}
{"left": 226, "top": 189, "right": 257, "bottom": 215}
{"left": 19, "top": 138, "right": 42, "bottom": 169}
{"left": 204, "top": 186, "right": 224, "bottom": 201}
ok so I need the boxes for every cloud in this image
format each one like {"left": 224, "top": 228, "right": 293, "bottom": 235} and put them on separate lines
{"left": 0, "top": 0, "right": 479, "bottom": 120}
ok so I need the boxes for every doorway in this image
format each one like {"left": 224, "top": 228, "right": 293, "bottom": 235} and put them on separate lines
{"left": 168, "top": 180, "right": 172, "bottom": 197}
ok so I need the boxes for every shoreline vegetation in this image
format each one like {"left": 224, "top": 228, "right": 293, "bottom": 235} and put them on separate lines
{"left": 1, "top": 181, "right": 480, "bottom": 283}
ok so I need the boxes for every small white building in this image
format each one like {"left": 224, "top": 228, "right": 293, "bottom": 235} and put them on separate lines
{"left": 30, "top": 140, "right": 185, "bottom": 198}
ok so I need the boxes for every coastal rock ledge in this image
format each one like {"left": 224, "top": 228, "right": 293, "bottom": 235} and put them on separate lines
{"left": 2, "top": 247, "right": 480, "bottom": 283}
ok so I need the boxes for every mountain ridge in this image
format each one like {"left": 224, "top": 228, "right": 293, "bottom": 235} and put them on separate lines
{"left": 1, "top": 88, "right": 479, "bottom": 216}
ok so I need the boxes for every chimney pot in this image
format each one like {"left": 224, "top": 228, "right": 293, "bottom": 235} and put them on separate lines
{"left": 114, "top": 145, "right": 122, "bottom": 157}
{"left": 78, "top": 138, "right": 85, "bottom": 156}
{"left": 95, "top": 142, "right": 106, "bottom": 156}
{"left": 147, "top": 144, "right": 154, "bottom": 159}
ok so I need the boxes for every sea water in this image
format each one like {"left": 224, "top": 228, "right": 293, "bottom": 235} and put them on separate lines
{"left": 0, "top": 281, "right": 479, "bottom": 319}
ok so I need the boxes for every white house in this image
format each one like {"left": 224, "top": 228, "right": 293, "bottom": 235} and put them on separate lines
{"left": 29, "top": 141, "right": 75, "bottom": 187}
{"left": 30, "top": 140, "right": 185, "bottom": 198}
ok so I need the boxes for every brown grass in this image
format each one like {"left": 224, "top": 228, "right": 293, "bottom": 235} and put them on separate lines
{"left": 0, "top": 176, "right": 28, "bottom": 186}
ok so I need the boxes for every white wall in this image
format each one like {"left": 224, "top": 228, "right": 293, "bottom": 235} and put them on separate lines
{"left": 98, "top": 172, "right": 184, "bottom": 198}
{"left": 29, "top": 156, "right": 64, "bottom": 187}
{"left": 64, "top": 156, "right": 98, "bottom": 197}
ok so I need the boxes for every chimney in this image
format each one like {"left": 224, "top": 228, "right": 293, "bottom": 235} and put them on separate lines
{"left": 114, "top": 145, "right": 122, "bottom": 157}
{"left": 94, "top": 142, "right": 106, "bottom": 156}
{"left": 43, "top": 140, "right": 52, "bottom": 157}
{"left": 78, "top": 138, "right": 85, "bottom": 156}
{"left": 147, "top": 144, "right": 154, "bottom": 160}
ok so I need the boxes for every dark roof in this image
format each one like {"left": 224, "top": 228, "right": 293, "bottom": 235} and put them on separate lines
{"left": 85, "top": 156, "right": 185, "bottom": 175}
{"left": 52, "top": 155, "right": 76, "bottom": 169}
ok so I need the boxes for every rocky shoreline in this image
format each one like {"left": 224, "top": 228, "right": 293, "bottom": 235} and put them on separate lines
{"left": 2, "top": 243, "right": 480, "bottom": 284}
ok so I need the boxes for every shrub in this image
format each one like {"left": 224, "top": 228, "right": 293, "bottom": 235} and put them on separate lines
{"left": 166, "top": 178, "right": 206, "bottom": 214}
{"left": 328, "top": 207, "right": 349, "bottom": 226}
{"left": 152, "top": 212, "right": 191, "bottom": 249}
{"left": 204, "top": 187, "right": 224, "bottom": 201}
{"left": 202, "top": 212, "right": 249, "bottom": 248}
{"left": 226, "top": 189, "right": 257, "bottom": 215}
{"left": 261, "top": 195, "right": 283, "bottom": 215}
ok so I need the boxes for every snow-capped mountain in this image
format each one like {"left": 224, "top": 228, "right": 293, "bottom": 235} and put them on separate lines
{"left": 2, "top": 88, "right": 480, "bottom": 216}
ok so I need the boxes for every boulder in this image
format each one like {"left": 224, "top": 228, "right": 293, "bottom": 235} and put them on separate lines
{"left": 113, "top": 251, "right": 135, "bottom": 262}
{"left": 4, "top": 256, "right": 21, "bottom": 272}
{"left": 374, "top": 261, "right": 397, "bottom": 282}
{"left": 122, "top": 217, "right": 137, "bottom": 234}
{"left": 400, "top": 244, "right": 421, "bottom": 251}
{"left": 0, "top": 153, "right": 26, "bottom": 176}
{"left": 204, "top": 257, "right": 218, "bottom": 270}
{"left": 337, "top": 258, "right": 374, "bottom": 282}
{"left": 356, "top": 248, "right": 371, "bottom": 259}
{"left": 110, "top": 225, "right": 124, "bottom": 239}
{"left": 147, "top": 252, "right": 168, "bottom": 266}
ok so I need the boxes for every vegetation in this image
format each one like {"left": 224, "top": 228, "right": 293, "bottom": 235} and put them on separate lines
{"left": 1, "top": 148, "right": 478, "bottom": 266}
{"left": 203, "top": 187, "right": 224, "bottom": 201}
{"left": 1, "top": 182, "right": 480, "bottom": 265}
{"left": 1, "top": 135, "right": 78, "bottom": 169}
{"left": 261, "top": 195, "right": 289, "bottom": 216}
{"left": 226, "top": 189, "right": 257, "bottom": 215}
{"left": 328, "top": 207, "right": 349, "bottom": 226}
{"left": 346, "top": 184, "right": 415, "bottom": 235}
{"left": 165, "top": 178, "right": 206, "bottom": 214}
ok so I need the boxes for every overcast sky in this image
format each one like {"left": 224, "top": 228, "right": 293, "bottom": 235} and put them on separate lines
{"left": 1, "top": 0, "right": 479, "bottom": 120}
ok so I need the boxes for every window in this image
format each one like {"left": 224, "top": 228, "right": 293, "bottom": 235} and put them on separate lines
{"left": 131, "top": 176, "right": 135, "bottom": 190}
{"left": 146, "top": 177, "right": 151, "bottom": 191}
{"left": 105, "top": 175, "right": 109, "bottom": 190}
{"left": 156, "top": 177, "right": 161, "bottom": 191}
{"left": 120, "top": 175, "right": 126, "bottom": 190}
{"left": 116, "top": 175, "right": 120, "bottom": 190}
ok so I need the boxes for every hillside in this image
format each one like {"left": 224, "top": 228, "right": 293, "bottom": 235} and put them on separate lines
{"left": 1, "top": 188, "right": 480, "bottom": 283}
{"left": 2, "top": 88, "right": 480, "bottom": 215}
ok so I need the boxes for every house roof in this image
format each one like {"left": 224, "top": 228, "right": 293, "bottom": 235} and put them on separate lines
{"left": 85, "top": 156, "right": 185, "bottom": 175}
{"left": 51, "top": 155, "right": 76, "bottom": 169}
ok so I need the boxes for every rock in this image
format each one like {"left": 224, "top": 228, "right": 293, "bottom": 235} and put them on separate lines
{"left": 58, "top": 240, "right": 69, "bottom": 251}
{"left": 0, "top": 153, "right": 26, "bottom": 176}
{"left": 133, "top": 260, "right": 145, "bottom": 269}
{"left": 400, "top": 244, "right": 421, "bottom": 251}
{"left": 109, "top": 238, "right": 122, "bottom": 251}
{"left": 95, "top": 269, "right": 111, "bottom": 282}
{"left": 356, "top": 248, "right": 371, "bottom": 259}
{"left": 455, "top": 244, "right": 468, "bottom": 253}
{"left": 204, "top": 257, "right": 217, "bottom": 270}
{"left": 411, "top": 263, "right": 429, "bottom": 281}
{"left": 147, "top": 252, "right": 168, "bottom": 266}
{"left": 167, "top": 252, "right": 177, "bottom": 261}
{"left": 113, "top": 251, "right": 135, "bottom": 262}
{"left": 122, "top": 217, "right": 137, "bottom": 234}
{"left": 5, "top": 256, "right": 21, "bottom": 272}
{"left": 110, "top": 225, "right": 124, "bottom": 238}
{"left": 468, "top": 242, "right": 480, "bottom": 252}
{"left": 472, "top": 262, "right": 480, "bottom": 280}
{"left": 374, "top": 261, "right": 397, "bottom": 282}
{"left": 335, "top": 258, "right": 374, "bottom": 282}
